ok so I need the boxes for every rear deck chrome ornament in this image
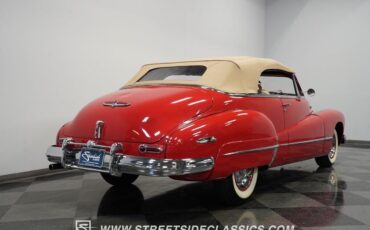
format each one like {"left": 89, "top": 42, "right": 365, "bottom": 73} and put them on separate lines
{"left": 94, "top": 121, "right": 104, "bottom": 139}
{"left": 103, "top": 101, "right": 130, "bottom": 108}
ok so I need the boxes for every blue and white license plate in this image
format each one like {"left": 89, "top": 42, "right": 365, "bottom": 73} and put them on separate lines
{"left": 79, "top": 148, "right": 105, "bottom": 168}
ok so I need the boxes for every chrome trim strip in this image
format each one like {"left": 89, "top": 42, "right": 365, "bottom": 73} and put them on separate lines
{"left": 121, "top": 84, "right": 304, "bottom": 100}
{"left": 224, "top": 144, "right": 279, "bottom": 156}
{"left": 268, "top": 147, "right": 279, "bottom": 167}
{"left": 280, "top": 136, "right": 333, "bottom": 147}
{"left": 229, "top": 94, "right": 301, "bottom": 99}
{"left": 62, "top": 139, "right": 114, "bottom": 150}
{"left": 224, "top": 136, "right": 333, "bottom": 157}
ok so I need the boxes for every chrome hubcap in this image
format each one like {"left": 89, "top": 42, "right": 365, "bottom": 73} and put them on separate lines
{"left": 234, "top": 168, "right": 254, "bottom": 191}
{"left": 329, "top": 135, "right": 337, "bottom": 159}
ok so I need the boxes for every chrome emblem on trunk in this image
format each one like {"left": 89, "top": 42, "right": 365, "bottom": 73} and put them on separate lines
{"left": 103, "top": 101, "right": 130, "bottom": 108}
{"left": 94, "top": 121, "right": 104, "bottom": 139}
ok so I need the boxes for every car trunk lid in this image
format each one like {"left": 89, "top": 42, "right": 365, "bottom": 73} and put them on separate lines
{"left": 63, "top": 85, "right": 213, "bottom": 143}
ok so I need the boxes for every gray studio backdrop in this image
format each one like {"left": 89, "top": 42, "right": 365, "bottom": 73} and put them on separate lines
{"left": 0, "top": 0, "right": 369, "bottom": 176}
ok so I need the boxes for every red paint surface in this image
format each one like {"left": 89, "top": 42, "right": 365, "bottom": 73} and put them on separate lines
{"left": 57, "top": 85, "right": 345, "bottom": 180}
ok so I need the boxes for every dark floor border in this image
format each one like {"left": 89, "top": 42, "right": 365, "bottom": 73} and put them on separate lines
{"left": 343, "top": 140, "right": 370, "bottom": 149}
{"left": 0, "top": 168, "right": 73, "bottom": 183}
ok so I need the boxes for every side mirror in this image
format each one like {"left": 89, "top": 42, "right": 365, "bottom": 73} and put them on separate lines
{"left": 307, "top": 88, "right": 315, "bottom": 97}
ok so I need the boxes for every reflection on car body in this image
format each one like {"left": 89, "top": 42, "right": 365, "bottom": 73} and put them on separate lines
{"left": 45, "top": 57, "right": 345, "bottom": 203}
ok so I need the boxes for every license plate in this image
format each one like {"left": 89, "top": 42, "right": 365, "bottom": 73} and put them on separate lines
{"left": 79, "top": 148, "right": 105, "bottom": 168}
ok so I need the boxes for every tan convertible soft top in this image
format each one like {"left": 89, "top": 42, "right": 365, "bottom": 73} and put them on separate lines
{"left": 125, "top": 56, "right": 294, "bottom": 94}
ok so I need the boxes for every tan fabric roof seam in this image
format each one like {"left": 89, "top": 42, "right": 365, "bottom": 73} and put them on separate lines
{"left": 142, "top": 59, "right": 242, "bottom": 69}
{"left": 125, "top": 56, "right": 294, "bottom": 94}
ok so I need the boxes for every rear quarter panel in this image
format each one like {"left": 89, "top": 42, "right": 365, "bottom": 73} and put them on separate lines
{"left": 166, "top": 109, "right": 278, "bottom": 180}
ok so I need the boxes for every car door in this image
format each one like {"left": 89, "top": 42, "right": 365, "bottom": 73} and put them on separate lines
{"left": 282, "top": 75, "right": 325, "bottom": 162}
{"left": 259, "top": 71, "right": 290, "bottom": 166}
{"left": 260, "top": 72, "right": 324, "bottom": 164}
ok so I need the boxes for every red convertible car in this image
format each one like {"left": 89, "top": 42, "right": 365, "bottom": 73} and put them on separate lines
{"left": 46, "top": 57, "right": 345, "bottom": 203}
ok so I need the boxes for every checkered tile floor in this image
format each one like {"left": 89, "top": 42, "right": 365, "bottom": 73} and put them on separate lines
{"left": 1, "top": 147, "right": 370, "bottom": 230}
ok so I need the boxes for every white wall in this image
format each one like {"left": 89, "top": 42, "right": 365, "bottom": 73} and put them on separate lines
{"left": 265, "top": 0, "right": 370, "bottom": 141}
{"left": 0, "top": 0, "right": 266, "bottom": 176}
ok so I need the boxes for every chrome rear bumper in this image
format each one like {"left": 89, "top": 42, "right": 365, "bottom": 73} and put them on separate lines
{"left": 45, "top": 145, "right": 214, "bottom": 177}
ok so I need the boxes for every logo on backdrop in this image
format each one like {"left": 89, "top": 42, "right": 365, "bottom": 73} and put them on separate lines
{"left": 76, "top": 220, "right": 93, "bottom": 230}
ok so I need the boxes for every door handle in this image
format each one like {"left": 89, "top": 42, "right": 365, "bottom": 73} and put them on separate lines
{"left": 282, "top": 103, "right": 291, "bottom": 111}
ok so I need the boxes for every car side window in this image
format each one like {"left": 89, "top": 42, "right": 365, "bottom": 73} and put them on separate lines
{"left": 259, "top": 74, "right": 297, "bottom": 96}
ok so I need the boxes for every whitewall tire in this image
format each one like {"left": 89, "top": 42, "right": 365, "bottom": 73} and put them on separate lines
{"left": 232, "top": 168, "right": 258, "bottom": 199}
{"left": 328, "top": 130, "right": 339, "bottom": 164}
{"left": 216, "top": 167, "right": 258, "bottom": 204}
{"left": 315, "top": 130, "right": 339, "bottom": 167}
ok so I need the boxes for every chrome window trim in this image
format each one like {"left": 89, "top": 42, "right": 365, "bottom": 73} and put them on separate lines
{"left": 292, "top": 73, "right": 301, "bottom": 99}
{"left": 292, "top": 74, "right": 304, "bottom": 98}
{"left": 259, "top": 70, "right": 301, "bottom": 99}
{"left": 228, "top": 93, "right": 304, "bottom": 99}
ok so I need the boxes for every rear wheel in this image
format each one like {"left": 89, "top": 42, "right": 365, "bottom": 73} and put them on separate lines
{"left": 100, "top": 173, "right": 139, "bottom": 186}
{"left": 216, "top": 167, "right": 258, "bottom": 205}
{"left": 315, "top": 130, "right": 339, "bottom": 167}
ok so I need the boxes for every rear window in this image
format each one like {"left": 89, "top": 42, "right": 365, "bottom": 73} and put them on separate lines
{"left": 138, "top": 65, "right": 207, "bottom": 82}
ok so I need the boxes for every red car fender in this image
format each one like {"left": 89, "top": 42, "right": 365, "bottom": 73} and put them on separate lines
{"left": 166, "top": 109, "right": 278, "bottom": 180}
{"left": 315, "top": 109, "right": 345, "bottom": 154}
{"left": 55, "top": 122, "right": 70, "bottom": 147}
{"left": 315, "top": 110, "right": 345, "bottom": 137}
